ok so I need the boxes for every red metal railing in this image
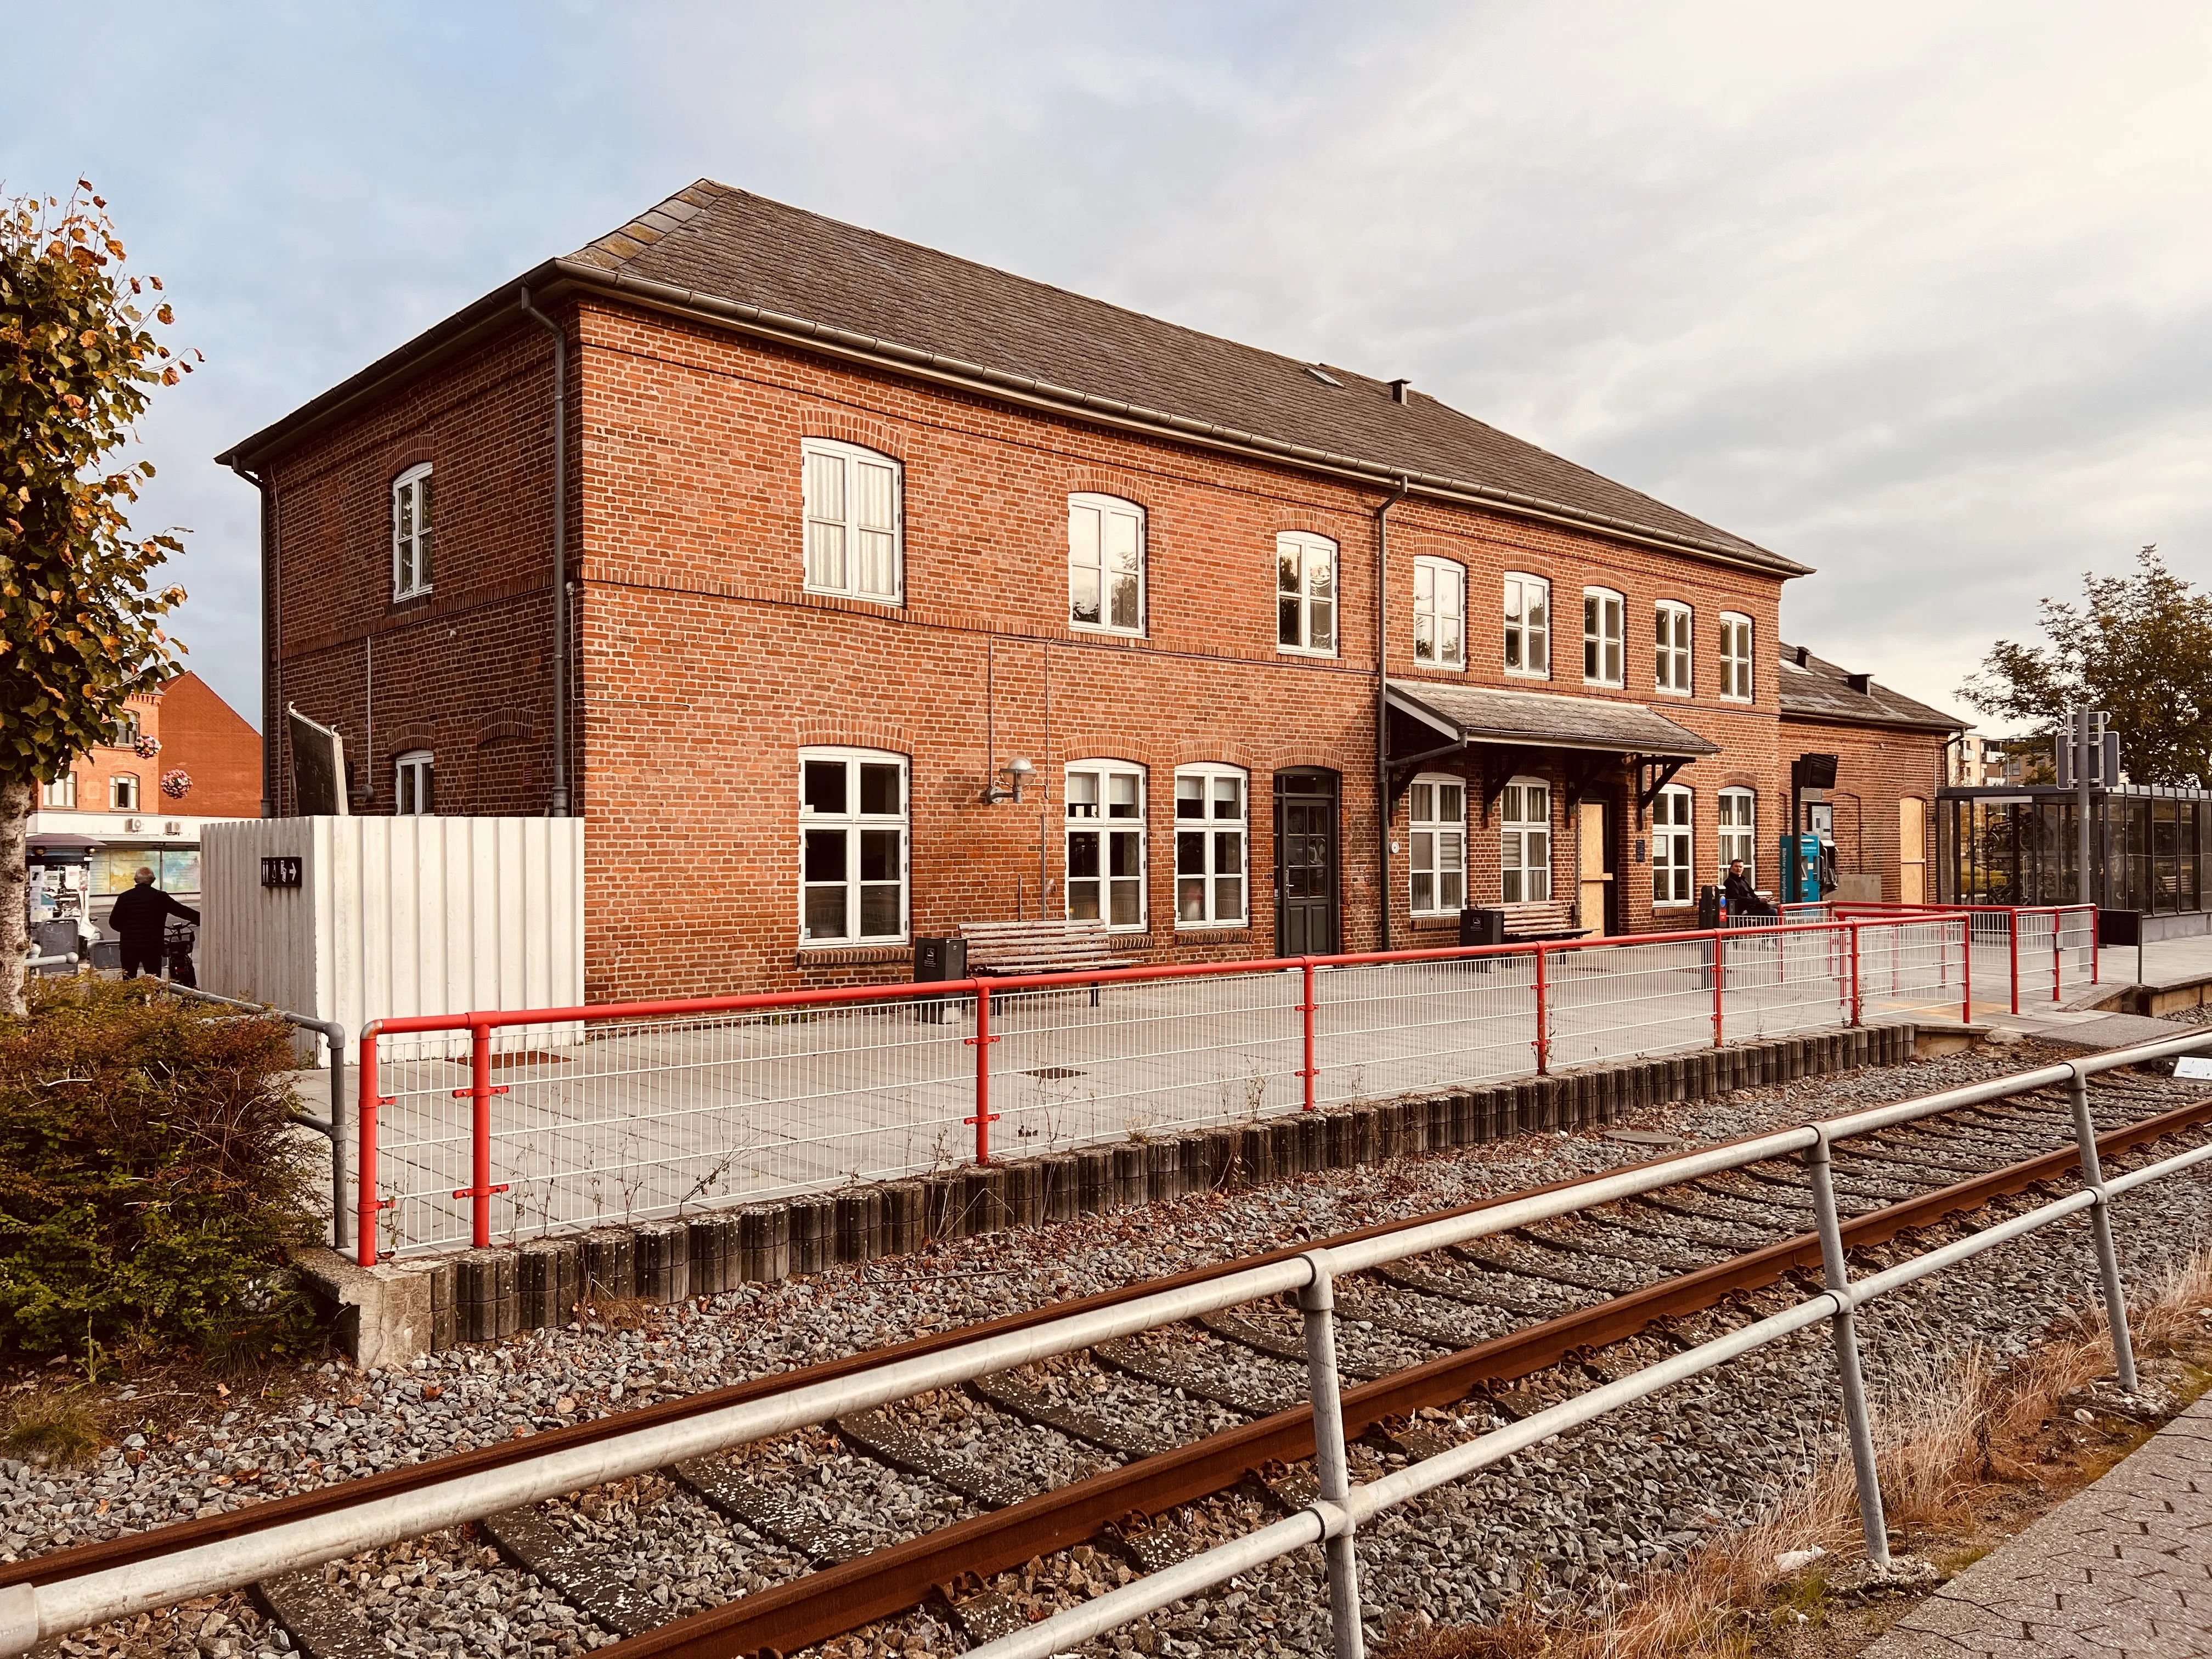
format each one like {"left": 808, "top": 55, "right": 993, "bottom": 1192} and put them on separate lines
{"left": 354, "top": 912, "right": 1987, "bottom": 1265}
{"left": 1832, "top": 902, "right": 2099, "bottom": 1015}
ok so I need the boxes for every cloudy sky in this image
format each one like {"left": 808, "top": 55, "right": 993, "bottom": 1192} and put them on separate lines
{"left": 10, "top": 1, "right": 2207, "bottom": 727}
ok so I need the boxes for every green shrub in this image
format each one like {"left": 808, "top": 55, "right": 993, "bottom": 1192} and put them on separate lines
{"left": 0, "top": 977, "right": 322, "bottom": 1367}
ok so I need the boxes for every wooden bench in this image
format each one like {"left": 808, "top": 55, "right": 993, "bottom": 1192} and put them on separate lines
{"left": 1496, "top": 900, "right": 1591, "bottom": 943}
{"left": 960, "top": 919, "right": 1137, "bottom": 1003}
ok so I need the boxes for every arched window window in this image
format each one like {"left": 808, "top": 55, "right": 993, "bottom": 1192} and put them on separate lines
{"left": 1654, "top": 785, "right": 1694, "bottom": 906}
{"left": 1718, "top": 613, "right": 1754, "bottom": 701}
{"left": 110, "top": 773, "right": 140, "bottom": 812}
{"left": 1413, "top": 557, "right": 1466, "bottom": 669}
{"left": 395, "top": 751, "right": 435, "bottom": 817}
{"left": 1276, "top": 533, "right": 1336, "bottom": 656}
{"left": 1069, "top": 495, "right": 1146, "bottom": 635}
{"left": 802, "top": 440, "right": 903, "bottom": 601}
{"left": 1655, "top": 601, "right": 1692, "bottom": 695}
{"left": 1408, "top": 775, "right": 1466, "bottom": 915}
{"left": 1174, "top": 765, "right": 1247, "bottom": 925}
{"left": 1718, "top": 787, "right": 1756, "bottom": 879}
{"left": 1501, "top": 777, "right": 1551, "bottom": 902}
{"left": 1502, "top": 573, "right": 1549, "bottom": 676}
{"left": 1066, "top": 760, "right": 1146, "bottom": 927}
{"left": 1583, "top": 588, "right": 1623, "bottom": 686}
{"left": 799, "top": 748, "right": 909, "bottom": 944}
{"left": 392, "top": 462, "right": 433, "bottom": 600}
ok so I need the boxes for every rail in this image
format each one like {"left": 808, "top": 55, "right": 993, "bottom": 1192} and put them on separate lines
{"left": 353, "top": 912, "right": 1978, "bottom": 1263}
{"left": 4, "top": 1026, "right": 2205, "bottom": 1657}
{"left": 1832, "top": 901, "right": 2099, "bottom": 1015}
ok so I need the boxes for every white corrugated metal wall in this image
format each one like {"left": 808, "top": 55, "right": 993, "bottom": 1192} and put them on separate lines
{"left": 201, "top": 817, "right": 585, "bottom": 1059}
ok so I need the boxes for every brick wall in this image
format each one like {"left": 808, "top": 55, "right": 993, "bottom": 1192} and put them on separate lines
{"left": 154, "top": 671, "right": 262, "bottom": 817}
{"left": 1782, "top": 718, "right": 1950, "bottom": 902}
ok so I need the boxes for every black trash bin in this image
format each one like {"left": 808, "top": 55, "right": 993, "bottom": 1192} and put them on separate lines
{"left": 1460, "top": 908, "right": 1505, "bottom": 947}
{"left": 914, "top": 936, "right": 968, "bottom": 1023}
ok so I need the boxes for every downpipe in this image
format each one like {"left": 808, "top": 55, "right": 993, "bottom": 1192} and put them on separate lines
{"left": 518, "top": 287, "right": 571, "bottom": 818}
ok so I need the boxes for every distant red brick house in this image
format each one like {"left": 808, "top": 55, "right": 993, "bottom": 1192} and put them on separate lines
{"left": 217, "top": 180, "right": 1956, "bottom": 999}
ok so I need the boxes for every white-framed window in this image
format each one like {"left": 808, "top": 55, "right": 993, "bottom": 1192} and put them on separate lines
{"left": 1067, "top": 761, "right": 1146, "bottom": 928}
{"left": 395, "top": 751, "right": 435, "bottom": 816}
{"left": 392, "top": 462, "right": 433, "bottom": 601}
{"left": 1069, "top": 494, "right": 1145, "bottom": 635}
{"left": 1174, "top": 765, "right": 1247, "bottom": 926}
{"left": 1583, "top": 588, "right": 1624, "bottom": 686}
{"left": 1504, "top": 573, "right": 1550, "bottom": 677}
{"left": 799, "top": 747, "right": 909, "bottom": 945}
{"left": 1718, "top": 787, "right": 1756, "bottom": 880}
{"left": 1654, "top": 785, "right": 1693, "bottom": 906}
{"left": 1276, "top": 532, "right": 1338, "bottom": 656}
{"left": 41, "top": 775, "right": 76, "bottom": 809}
{"left": 802, "top": 439, "right": 902, "bottom": 602}
{"left": 109, "top": 711, "right": 140, "bottom": 748}
{"left": 110, "top": 772, "right": 140, "bottom": 812}
{"left": 1501, "top": 777, "right": 1552, "bottom": 902}
{"left": 1412, "top": 557, "right": 1466, "bottom": 669}
{"left": 1408, "top": 775, "right": 1466, "bottom": 916}
{"left": 1655, "top": 601, "right": 1692, "bottom": 695}
{"left": 1719, "top": 613, "right": 1754, "bottom": 702}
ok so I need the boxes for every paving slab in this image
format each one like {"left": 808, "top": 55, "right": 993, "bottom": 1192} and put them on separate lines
{"left": 1863, "top": 1389, "right": 2212, "bottom": 1658}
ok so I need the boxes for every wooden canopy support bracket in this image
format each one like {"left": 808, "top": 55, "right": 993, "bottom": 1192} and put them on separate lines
{"left": 1634, "top": 755, "right": 1691, "bottom": 822}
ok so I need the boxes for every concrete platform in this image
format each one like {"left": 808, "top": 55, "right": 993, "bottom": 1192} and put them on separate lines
{"left": 1865, "top": 1389, "right": 2212, "bottom": 1658}
{"left": 2068, "top": 934, "right": 2212, "bottom": 1016}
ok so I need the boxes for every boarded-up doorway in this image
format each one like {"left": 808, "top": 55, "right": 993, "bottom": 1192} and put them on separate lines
{"left": 1900, "top": 797, "right": 1927, "bottom": 903}
{"left": 1577, "top": 796, "right": 1617, "bottom": 935}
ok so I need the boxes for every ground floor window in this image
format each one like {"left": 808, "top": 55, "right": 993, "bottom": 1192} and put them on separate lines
{"left": 1501, "top": 777, "right": 1551, "bottom": 902}
{"left": 1409, "top": 775, "right": 1466, "bottom": 915}
{"left": 396, "top": 751, "right": 435, "bottom": 816}
{"left": 1718, "top": 787, "right": 1755, "bottom": 880}
{"left": 1175, "top": 765, "right": 1246, "bottom": 925}
{"left": 1068, "top": 761, "right": 1146, "bottom": 928}
{"left": 41, "top": 775, "right": 76, "bottom": 809}
{"left": 1654, "top": 785, "right": 1693, "bottom": 906}
{"left": 800, "top": 747, "right": 907, "bottom": 944}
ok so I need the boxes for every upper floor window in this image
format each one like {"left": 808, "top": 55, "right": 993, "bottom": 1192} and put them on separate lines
{"left": 1654, "top": 784, "right": 1693, "bottom": 906}
{"left": 1069, "top": 494, "right": 1145, "bottom": 635}
{"left": 1655, "top": 601, "right": 1692, "bottom": 695}
{"left": 1583, "top": 588, "right": 1624, "bottom": 687}
{"left": 392, "top": 463, "right": 432, "bottom": 601}
{"left": 110, "top": 772, "right": 140, "bottom": 812}
{"left": 1276, "top": 533, "right": 1337, "bottom": 656}
{"left": 41, "top": 775, "right": 76, "bottom": 809}
{"left": 1719, "top": 613, "right": 1754, "bottom": 702}
{"left": 1718, "top": 787, "right": 1756, "bottom": 879}
{"left": 1413, "top": 557, "right": 1466, "bottom": 669}
{"left": 395, "top": 751, "right": 435, "bottom": 816}
{"left": 1066, "top": 761, "right": 1146, "bottom": 928}
{"left": 1501, "top": 777, "right": 1551, "bottom": 902}
{"left": 1408, "top": 775, "right": 1466, "bottom": 915}
{"left": 800, "top": 747, "right": 908, "bottom": 945}
{"left": 109, "top": 711, "right": 140, "bottom": 749}
{"left": 1503, "top": 573, "right": 1549, "bottom": 677}
{"left": 1175, "top": 765, "right": 1247, "bottom": 926}
{"left": 802, "top": 440, "right": 902, "bottom": 602}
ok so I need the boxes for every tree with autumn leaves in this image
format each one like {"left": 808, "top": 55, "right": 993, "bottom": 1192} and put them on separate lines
{"left": 1, "top": 185, "right": 194, "bottom": 1014}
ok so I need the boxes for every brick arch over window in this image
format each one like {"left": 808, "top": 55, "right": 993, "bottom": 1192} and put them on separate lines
{"left": 472, "top": 714, "right": 533, "bottom": 747}
{"left": 1060, "top": 469, "right": 1156, "bottom": 511}
{"left": 1717, "top": 770, "right": 1763, "bottom": 792}
{"left": 799, "top": 413, "right": 907, "bottom": 462}
{"left": 796, "top": 720, "right": 913, "bottom": 756}
{"left": 1172, "top": 740, "right": 1261, "bottom": 771}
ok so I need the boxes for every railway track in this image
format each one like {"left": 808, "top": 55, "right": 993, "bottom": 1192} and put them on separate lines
{"left": 10, "top": 1048, "right": 2212, "bottom": 1659}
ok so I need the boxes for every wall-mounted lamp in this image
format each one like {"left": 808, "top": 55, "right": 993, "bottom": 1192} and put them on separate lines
{"left": 983, "top": 756, "right": 1035, "bottom": 804}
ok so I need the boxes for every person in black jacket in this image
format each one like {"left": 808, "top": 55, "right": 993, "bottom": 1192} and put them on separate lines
{"left": 1723, "top": 859, "right": 1774, "bottom": 921}
{"left": 108, "top": 867, "right": 199, "bottom": 978}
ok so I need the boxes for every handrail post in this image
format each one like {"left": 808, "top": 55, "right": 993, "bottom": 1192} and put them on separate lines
{"left": 1711, "top": 928, "right": 1724, "bottom": 1048}
{"left": 1533, "top": 944, "right": 1550, "bottom": 1075}
{"left": 1299, "top": 958, "right": 1318, "bottom": 1113}
{"left": 2007, "top": 908, "right": 2021, "bottom": 1015}
{"left": 1297, "top": 1250, "right": 1364, "bottom": 1659}
{"left": 1806, "top": 1130, "right": 1892, "bottom": 1571}
{"left": 2090, "top": 904, "right": 2101, "bottom": 985}
{"left": 1849, "top": 921, "right": 1862, "bottom": 1026}
{"left": 1960, "top": 917, "right": 1972, "bottom": 1024}
{"left": 2052, "top": 909, "right": 2063, "bottom": 1003}
{"left": 966, "top": 980, "right": 1000, "bottom": 1164}
{"left": 449, "top": 1019, "right": 509, "bottom": 1249}
{"left": 2069, "top": 1068, "right": 2140, "bottom": 1391}
{"left": 356, "top": 1031, "right": 383, "bottom": 1268}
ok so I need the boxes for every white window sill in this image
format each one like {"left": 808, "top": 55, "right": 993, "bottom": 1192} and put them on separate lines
{"left": 1174, "top": 921, "right": 1251, "bottom": 932}
{"left": 1719, "top": 694, "right": 1754, "bottom": 704}
{"left": 804, "top": 584, "right": 904, "bottom": 605}
{"left": 1413, "top": 659, "right": 1468, "bottom": 674}
{"left": 1583, "top": 679, "right": 1624, "bottom": 691}
{"left": 1070, "top": 622, "right": 1146, "bottom": 641}
{"left": 798, "top": 938, "right": 911, "bottom": 952}
{"left": 393, "top": 588, "right": 433, "bottom": 604}
{"left": 1654, "top": 686, "right": 1693, "bottom": 698}
{"left": 1276, "top": 645, "right": 1337, "bottom": 659}
{"left": 1503, "top": 668, "right": 1551, "bottom": 681}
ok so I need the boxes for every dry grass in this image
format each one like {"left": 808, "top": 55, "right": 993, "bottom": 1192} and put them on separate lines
{"left": 1381, "top": 1242, "right": 2212, "bottom": 1659}
{"left": 1, "top": 1385, "right": 106, "bottom": 1468}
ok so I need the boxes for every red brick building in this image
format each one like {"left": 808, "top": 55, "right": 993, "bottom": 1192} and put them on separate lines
{"left": 218, "top": 180, "right": 1938, "bottom": 999}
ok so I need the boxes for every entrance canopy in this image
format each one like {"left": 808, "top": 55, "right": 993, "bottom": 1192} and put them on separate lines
{"left": 1385, "top": 679, "right": 1718, "bottom": 815}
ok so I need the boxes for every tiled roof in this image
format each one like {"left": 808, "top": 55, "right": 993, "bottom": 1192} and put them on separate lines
{"left": 1387, "top": 680, "right": 1721, "bottom": 758}
{"left": 556, "top": 181, "right": 1803, "bottom": 575}
{"left": 1778, "top": 644, "right": 1966, "bottom": 732}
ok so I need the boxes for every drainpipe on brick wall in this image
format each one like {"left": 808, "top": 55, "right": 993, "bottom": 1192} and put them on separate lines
{"left": 1374, "top": 476, "right": 1411, "bottom": 951}
{"left": 228, "top": 459, "right": 279, "bottom": 816}
{"left": 518, "top": 287, "right": 571, "bottom": 817}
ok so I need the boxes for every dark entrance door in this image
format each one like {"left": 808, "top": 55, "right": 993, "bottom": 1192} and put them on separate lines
{"left": 1274, "top": 770, "right": 1340, "bottom": 955}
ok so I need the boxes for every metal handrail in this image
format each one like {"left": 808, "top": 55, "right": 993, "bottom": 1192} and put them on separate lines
{"left": 8, "top": 1027, "right": 2206, "bottom": 1655}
